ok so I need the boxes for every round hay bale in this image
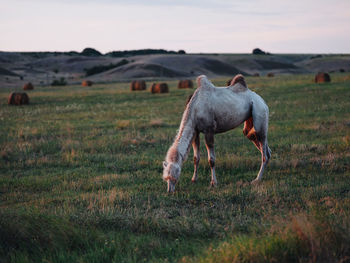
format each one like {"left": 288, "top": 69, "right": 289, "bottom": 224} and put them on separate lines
{"left": 8, "top": 92, "right": 29, "bottom": 105}
{"left": 267, "top": 73, "right": 274, "bottom": 77}
{"left": 130, "top": 80, "right": 146, "bottom": 91}
{"left": 151, "top": 83, "right": 169, "bottom": 93}
{"left": 253, "top": 73, "right": 260, "bottom": 77}
{"left": 178, "top": 79, "right": 193, "bottom": 89}
{"left": 82, "top": 80, "right": 93, "bottom": 87}
{"left": 7, "top": 92, "right": 15, "bottom": 105}
{"left": 315, "top": 72, "right": 331, "bottom": 83}
{"left": 23, "top": 82, "right": 34, "bottom": 90}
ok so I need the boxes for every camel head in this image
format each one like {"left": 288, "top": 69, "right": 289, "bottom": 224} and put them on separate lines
{"left": 162, "top": 161, "right": 181, "bottom": 193}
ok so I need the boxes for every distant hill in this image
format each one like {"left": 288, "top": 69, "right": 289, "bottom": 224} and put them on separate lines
{"left": 0, "top": 50, "right": 349, "bottom": 88}
{"left": 0, "top": 67, "right": 21, "bottom": 77}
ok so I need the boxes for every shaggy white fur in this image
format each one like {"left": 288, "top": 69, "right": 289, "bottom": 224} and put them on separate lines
{"left": 163, "top": 75, "right": 271, "bottom": 192}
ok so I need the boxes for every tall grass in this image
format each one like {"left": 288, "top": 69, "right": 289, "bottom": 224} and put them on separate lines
{"left": 0, "top": 74, "right": 349, "bottom": 262}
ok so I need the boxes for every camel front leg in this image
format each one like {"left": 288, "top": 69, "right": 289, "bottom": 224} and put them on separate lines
{"left": 205, "top": 132, "right": 217, "bottom": 187}
{"left": 191, "top": 132, "right": 200, "bottom": 183}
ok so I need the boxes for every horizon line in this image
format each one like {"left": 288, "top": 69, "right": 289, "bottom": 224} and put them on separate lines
{"left": 1, "top": 49, "right": 350, "bottom": 55}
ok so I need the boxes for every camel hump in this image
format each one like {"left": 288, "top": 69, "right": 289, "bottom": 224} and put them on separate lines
{"left": 230, "top": 74, "right": 247, "bottom": 87}
{"left": 196, "top": 75, "right": 214, "bottom": 89}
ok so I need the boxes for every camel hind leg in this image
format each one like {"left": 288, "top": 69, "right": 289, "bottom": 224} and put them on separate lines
{"left": 243, "top": 117, "right": 260, "bottom": 151}
{"left": 243, "top": 110, "right": 271, "bottom": 183}
{"left": 252, "top": 138, "right": 270, "bottom": 183}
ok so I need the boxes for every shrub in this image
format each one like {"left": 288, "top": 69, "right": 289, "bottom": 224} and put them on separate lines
{"left": 84, "top": 60, "right": 129, "bottom": 76}
{"left": 81, "top": 47, "right": 102, "bottom": 57}
{"left": 106, "top": 49, "right": 177, "bottom": 57}
{"left": 252, "top": 48, "right": 270, "bottom": 55}
{"left": 51, "top": 77, "right": 67, "bottom": 86}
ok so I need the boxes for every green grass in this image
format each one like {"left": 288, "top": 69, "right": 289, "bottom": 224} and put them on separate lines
{"left": 1, "top": 74, "right": 350, "bottom": 262}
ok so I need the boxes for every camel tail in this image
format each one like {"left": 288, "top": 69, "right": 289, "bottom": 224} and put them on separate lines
{"left": 243, "top": 94, "right": 270, "bottom": 154}
{"left": 244, "top": 95, "right": 271, "bottom": 182}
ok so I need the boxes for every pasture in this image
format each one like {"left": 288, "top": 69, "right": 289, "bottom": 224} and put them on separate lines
{"left": 0, "top": 74, "right": 349, "bottom": 262}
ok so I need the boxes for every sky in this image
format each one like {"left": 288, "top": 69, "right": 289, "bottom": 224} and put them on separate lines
{"left": 0, "top": 0, "right": 349, "bottom": 54}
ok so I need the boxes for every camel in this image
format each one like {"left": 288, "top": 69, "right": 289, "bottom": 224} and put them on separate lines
{"left": 162, "top": 74, "right": 271, "bottom": 192}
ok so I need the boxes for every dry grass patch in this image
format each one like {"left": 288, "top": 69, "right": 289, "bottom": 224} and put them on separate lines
{"left": 115, "top": 120, "right": 131, "bottom": 130}
{"left": 80, "top": 188, "right": 131, "bottom": 212}
{"left": 149, "top": 118, "right": 164, "bottom": 127}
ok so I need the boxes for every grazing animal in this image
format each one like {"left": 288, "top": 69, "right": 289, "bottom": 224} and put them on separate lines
{"left": 162, "top": 74, "right": 271, "bottom": 192}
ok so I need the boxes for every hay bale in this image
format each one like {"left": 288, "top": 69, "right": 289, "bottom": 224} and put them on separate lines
{"left": 267, "top": 73, "right": 274, "bottom": 77}
{"left": 130, "top": 80, "right": 146, "bottom": 91}
{"left": 253, "top": 73, "right": 260, "bottom": 77}
{"left": 23, "top": 82, "right": 34, "bottom": 90}
{"left": 82, "top": 80, "right": 93, "bottom": 87}
{"left": 151, "top": 83, "right": 169, "bottom": 93}
{"left": 8, "top": 92, "right": 29, "bottom": 105}
{"left": 178, "top": 79, "right": 193, "bottom": 89}
{"left": 315, "top": 72, "right": 331, "bottom": 83}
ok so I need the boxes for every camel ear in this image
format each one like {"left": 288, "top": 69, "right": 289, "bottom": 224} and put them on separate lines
{"left": 163, "top": 161, "right": 168, "bottom": 168}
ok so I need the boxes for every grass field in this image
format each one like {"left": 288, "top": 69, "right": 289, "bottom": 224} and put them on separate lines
{"left": 1, "top": 74, "right": 350, "bottom": 262}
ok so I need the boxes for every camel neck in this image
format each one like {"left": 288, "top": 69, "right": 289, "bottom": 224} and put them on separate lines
{"left": 175, "top": 120, "right": 195, "bottom": 164}
{"left": 166, "top": 111, "right": 195, "bottom": 165}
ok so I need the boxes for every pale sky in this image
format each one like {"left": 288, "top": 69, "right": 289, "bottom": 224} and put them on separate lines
{"left": 1, "top": 0, "right": 349, "bottom": 53}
